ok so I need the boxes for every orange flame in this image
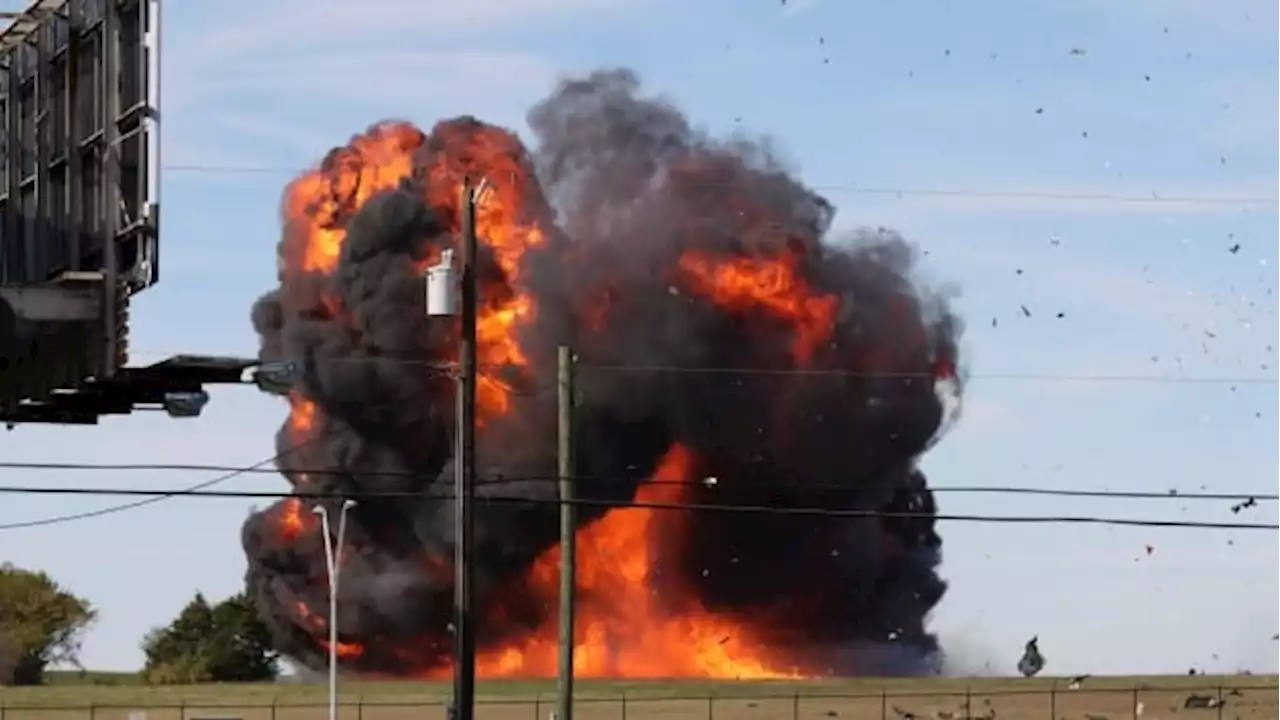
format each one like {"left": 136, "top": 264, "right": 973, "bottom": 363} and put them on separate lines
{"left": 287, "top": 123, "right": 426, "bottom": 275}
{"left": 424, "top": 445, "right": 798, "bottom": 679}
{"left": 277, "top": 498, "right": 311, "bottom": 542}
{"left": 425, "top": 131, "right": 545, "bottom": 421}
{"left": 288, "top": 392, "right": 317, "bottom": 442}
{"left": 276, "top": 121, "right": 820, "bottom": 679}
{"left": 283, "top": 122, "right": 542, "bottom": 424}
{"left": 296, "top": 601, "right": 365, "bottom": 660}
{"left": 678, "top": 249, "right": 838, "bottom": 364}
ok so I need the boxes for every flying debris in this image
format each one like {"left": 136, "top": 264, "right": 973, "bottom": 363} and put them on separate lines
{"left": 1183, "top": 695, "right": 1224, "bottom": 710}
{"left": 1017, "top": 636, "right": 1045, "bottom": 677}
{"left": 242, "top": 68, "right": 964, "bottom": 680}
{"left": 1230, "top": 497, "right": 1257, "bottom": 513}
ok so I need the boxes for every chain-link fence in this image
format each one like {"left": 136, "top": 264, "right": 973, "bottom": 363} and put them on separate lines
{"left": 1, "top": 682, "right": 1276, "bottom": 720}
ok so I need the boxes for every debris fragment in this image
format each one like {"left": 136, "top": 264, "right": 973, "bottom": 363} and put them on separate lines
{"left": 1019, "top": 305, "right": 1031, "bottom": 317}
{"left": 1183, "top": 695, "right": 1223, "bottom": 709}
{"left": 1230, "top": 497, "right": 1257, "bottom": 514}
{"left": 1017, "top": 636, "right": 1044, "bottom": 677}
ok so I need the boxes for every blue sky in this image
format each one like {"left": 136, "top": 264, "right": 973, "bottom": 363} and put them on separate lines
{"left": 1, "top": 0, "right": 1276, "bottom": 676}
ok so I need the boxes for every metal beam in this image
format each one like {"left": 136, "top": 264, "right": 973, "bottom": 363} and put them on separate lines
{"left": 0, "top": 271, "right": 103, "bottom": 321}
{"left": 0, "top": 1, "right": 65, "bottom": 55}
{"left": 1, "top": 353, "right": 260, "bottom": 427}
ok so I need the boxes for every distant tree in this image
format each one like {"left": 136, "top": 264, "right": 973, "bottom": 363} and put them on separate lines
{"left": 206, "top": 593, "right": 279, "bottom": 682}
{"left": 0, "top": 563, "right": 97, "bottom": 685}
{"left": 0, "top": 629, "right": 18, "bottom": 683}
{"left": 142, "top": 592, "right": 278, "bottom": 684}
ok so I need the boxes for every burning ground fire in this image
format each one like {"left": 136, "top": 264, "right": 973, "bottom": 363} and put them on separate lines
{"left": 245, "top": 69, "right": 962, "bottom": 680}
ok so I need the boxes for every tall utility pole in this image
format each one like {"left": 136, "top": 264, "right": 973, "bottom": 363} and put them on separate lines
{"left": 452, "top": 180, "right": 482, "bottom": 720}
{"left": 556, "top": 345, "right": 578, "bottom": 720}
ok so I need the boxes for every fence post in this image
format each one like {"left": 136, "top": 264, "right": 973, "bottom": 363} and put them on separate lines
{"left": 620, "top": 689, "right": 627, "bottom": 720}
{"left": 356, "top": 695, "right": 363, "bottom": 720}
{"left": 1131, "top": 687, "right": 1139, "bottom": 720}
{"left": 533, "top": 693, "right": 540, "bottom": 720}
{"left": 1216, "top": 683, "right": 1224, "bottom": 720}
{"left": 706, "top": 689, "right": 714, "bottom": 720}
{"left": 964, "top": 686, "right": 971, "bottom": 720}
{"left": 793, "top": 690, "right": 801, "bottom": 720}
{"left": 88, "top": 703, "right": 95, "bottom": 720}
{"left": 880, "top": 688, "right": 887, "bottom": 720}
{"left": 1049, "top": 685, "right": 1056, "bottom": 720}
{"left": 179, "top": 700, "right": 185, "bottom": 720}
{"left": 270, "top": 697, "right": 277, "bottom": 720}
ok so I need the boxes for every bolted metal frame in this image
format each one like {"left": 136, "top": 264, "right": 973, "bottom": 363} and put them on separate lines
{"left": 0, "top": 0, "right": 161, "bottom": 415}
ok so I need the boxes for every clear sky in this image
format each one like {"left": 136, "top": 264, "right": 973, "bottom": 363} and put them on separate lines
{"left": 1, "top": 0, "right": 1276, "bottom": 677}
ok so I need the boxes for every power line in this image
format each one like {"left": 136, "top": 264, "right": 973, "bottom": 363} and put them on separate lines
{"left": 0, "top": 484, "right": 1272, "bottom": 530}
{"left": 0, "top": 436, "right": 325, "bottom": 531}
{"left": 0, "top": 461, "right": 1273, "bottom": 502}
{"left": 125, "top": 352, "right": 1279, "bottom": 386}
{"left": 574, "top": 363, "right": 1277, "bottom": 385}
{"left": 162, "top": 164, "right": 1279, "bottom": 207}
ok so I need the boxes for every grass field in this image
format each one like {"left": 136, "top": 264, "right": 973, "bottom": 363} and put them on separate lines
{"left": 10, "top": 671, "right": 1280, "bottom": 717}
{"left": 3, "top": 674, "right": 1276, "bottom": 720}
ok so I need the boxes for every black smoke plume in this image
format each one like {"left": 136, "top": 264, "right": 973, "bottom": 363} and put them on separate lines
{"left": 243, "top": 68, "right": 964, "bottom": 677}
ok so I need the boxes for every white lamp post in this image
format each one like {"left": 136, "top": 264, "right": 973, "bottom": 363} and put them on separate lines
{"left": 314, "top": 499, "right": 357, "bottom": 720}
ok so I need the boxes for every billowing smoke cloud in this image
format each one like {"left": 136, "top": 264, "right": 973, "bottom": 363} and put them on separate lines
{"left": 243, "top": 68, "right": 964, "bottom": 678}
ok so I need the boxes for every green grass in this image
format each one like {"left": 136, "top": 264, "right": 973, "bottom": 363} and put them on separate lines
{"left": 4, "top": 673, "right": 1275, "bottom": 704}
{"left": 3, "top": 675, "right": 1276, "bottom": 720}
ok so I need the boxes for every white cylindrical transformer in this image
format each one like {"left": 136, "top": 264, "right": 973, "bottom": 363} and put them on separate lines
{"left": 426, "top": 249, "right": 458, "bottom": 316}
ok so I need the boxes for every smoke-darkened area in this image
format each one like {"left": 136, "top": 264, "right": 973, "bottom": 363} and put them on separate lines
{"left": 242, "top": 68, "right": 964, "bottom": 678}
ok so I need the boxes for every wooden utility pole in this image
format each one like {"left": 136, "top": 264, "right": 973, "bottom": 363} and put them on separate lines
{"left": 555, "top": 345, "right": 578, "bottom": 720}
{"left": 452, "top": 181, "right": 481, "bottom": 720}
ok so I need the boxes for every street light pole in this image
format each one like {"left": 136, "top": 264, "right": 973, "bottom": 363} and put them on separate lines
{"left": 314, "top": 499, "right": 357, "bottom": 720}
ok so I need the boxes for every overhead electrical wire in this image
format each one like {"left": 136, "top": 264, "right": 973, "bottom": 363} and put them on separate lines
{"left": 0, "top": 484, "right": 1272, "bottom": 530}
{"left": 4, "top": 352, "right": 1268, "bottom": 529}
{"left": 125, "top": 351, "right": 1279, "bottom": 386}
{"left": 0, "top": 434, "right": 328, "bottom": 531}
{"left": 0, "top": 461, "right": 1273, "bottom": 502}
{"left": 161, "top": 164, "right": 1279, "bottom": 207}
{"left": 573, "top": 363, "right": 1277, "bottom": 385}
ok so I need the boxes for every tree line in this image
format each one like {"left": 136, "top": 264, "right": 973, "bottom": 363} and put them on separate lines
{"left": 0, "top": 563, "right": 279, "bottom": 686}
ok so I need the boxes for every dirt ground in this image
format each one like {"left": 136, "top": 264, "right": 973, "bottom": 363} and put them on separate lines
{"left": 2, "top": 675, "right": 1275, "bottom": 720}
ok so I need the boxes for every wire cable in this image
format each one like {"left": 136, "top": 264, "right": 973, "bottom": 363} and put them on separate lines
{"left": 0, "top": 461, "right": 1273, "bottom": 502}
{"left": 0, "top": 485, "right": 1272, "bottom": 530}
{"left": 0, "top": 435, "right": 327, "bottom": 531}
{"left": 574, "top": 363, "right": 1278, "bottom": 385}
{"left": 161, "top": 164, "right": 1279, "bottom": 207}
{"left": 125, "top": 351, "right": 1280, "bottom": 386}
